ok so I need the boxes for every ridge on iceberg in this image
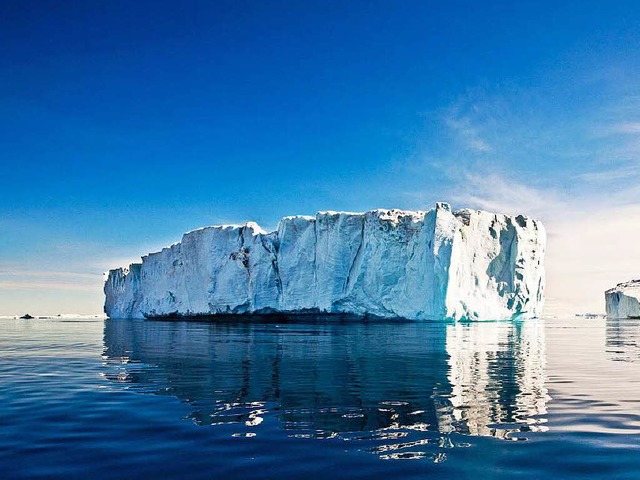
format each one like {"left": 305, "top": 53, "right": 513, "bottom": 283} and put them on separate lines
{"left": 605, "top": 280, "right": 640, "bottom": 318}
{"left": 104, "top": 203, "right": 546, "bottom": 321}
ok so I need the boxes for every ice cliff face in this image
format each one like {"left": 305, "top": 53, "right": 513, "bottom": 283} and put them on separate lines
{"left": 104, "top": 203, "right": 546, "bottom": 321}
{"left": 605, "top": 280, "right": 640, "bottom": 318}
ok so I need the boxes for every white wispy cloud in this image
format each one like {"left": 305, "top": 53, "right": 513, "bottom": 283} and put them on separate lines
{"left": 451, "top": 172, "right": 567, "bottom": 218}
{"left": 442, "top": 93, "right": 498, "bottom": 153}
{"left": 403, "top": 76, "right": 640, "bottom": 315}
{"left": 444, "top": 114, "right": 492, "bottom": 153}
{"left": 450, "top": 170, "right": 640, "bottom": 316}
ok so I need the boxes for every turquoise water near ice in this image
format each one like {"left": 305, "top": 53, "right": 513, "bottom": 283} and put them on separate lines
{"left": 1, "top": 316, "right": 640, "bottom": 479}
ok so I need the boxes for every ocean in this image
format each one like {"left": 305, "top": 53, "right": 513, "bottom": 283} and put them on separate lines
{"left": 1, "top": 315, "right": 639, "bottom": 479}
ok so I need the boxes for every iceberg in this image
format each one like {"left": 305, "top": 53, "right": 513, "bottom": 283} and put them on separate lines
{"left": 104, "top": 203, "right": 546, "bottom": 321}
{"left": 605, "top": 280, "right": 640, "bottom": 318}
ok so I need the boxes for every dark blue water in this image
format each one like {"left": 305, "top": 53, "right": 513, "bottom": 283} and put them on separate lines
{"left": 1, "top": 316, "right": 640, "bottom": 479}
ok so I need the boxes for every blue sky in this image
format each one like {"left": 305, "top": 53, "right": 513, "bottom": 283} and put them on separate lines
{"left": 2, "top": 1, "right": 640, "bottom": 315}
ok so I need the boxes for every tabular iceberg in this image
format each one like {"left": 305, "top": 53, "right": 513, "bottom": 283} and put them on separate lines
{"left": 104, "top": 203, "right": 546, "bottom": 321}
{"left": 605, "top": 280, "right": 640, "bottom": 318}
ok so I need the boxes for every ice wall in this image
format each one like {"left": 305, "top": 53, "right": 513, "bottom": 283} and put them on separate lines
{"left": 104, "top": 203, "right": 546, "bottom": 321}
{"left": 605, "top": 280, "right": 640, "bottom": 318}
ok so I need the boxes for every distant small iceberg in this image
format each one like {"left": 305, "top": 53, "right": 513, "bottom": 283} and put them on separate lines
{"left": 575, "top": 313, "right": 606, "bottom": 319}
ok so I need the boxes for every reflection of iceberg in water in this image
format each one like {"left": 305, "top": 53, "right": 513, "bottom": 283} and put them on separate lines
{"left": 102, "top": 317, "right": 549, "bottom": 461}
{"left": 445, "top": 321, "right": 549, "bottom": 439}
{"left": 606, "top": 318, "right": 640, "bottom": 362}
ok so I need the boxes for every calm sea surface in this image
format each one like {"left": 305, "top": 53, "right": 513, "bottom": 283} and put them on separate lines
{"left": 1, "top": 315, "right": 639, "bottom": 479}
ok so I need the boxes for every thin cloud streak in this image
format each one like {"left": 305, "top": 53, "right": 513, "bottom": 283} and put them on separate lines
{"left": 0, "top": 280, "right": 101, "bottom": 292}
{"left": 610, "top": 122, "right": 640, "bottom": 134}
{"left": 0, "top": 270, "right": 102, "bottom": 279}
{"left": 579, "top": 163, "right": 640, "bottom": 183}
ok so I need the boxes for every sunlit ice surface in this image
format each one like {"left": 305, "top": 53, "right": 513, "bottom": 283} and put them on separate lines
{"left": 1, "top": 315, "right": 640, "bottom": 479}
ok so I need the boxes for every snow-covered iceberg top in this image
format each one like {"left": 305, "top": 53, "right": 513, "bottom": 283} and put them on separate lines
{"left": 104, "top": 203, "right": 546, "bottom": 321}
{"left": 605, "top": 280, "right": 640, "bottom": 318}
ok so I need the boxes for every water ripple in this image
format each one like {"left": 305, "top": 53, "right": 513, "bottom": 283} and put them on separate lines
{"left": 1, "top": 316, "right": 640, "bottom": 478}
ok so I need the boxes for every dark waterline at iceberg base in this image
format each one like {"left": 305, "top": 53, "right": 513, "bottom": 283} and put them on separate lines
{"left": 2, "top": 316, "right": 640, "bottom": 479}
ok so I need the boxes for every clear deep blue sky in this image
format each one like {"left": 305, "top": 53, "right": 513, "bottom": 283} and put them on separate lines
{"left": 2, "top": 1, "right": 640, "bottom": 314}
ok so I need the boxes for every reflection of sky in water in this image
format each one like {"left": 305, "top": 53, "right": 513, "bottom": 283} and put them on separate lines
{"left": 102, "top": 318, "right": 549, "bottom": 461}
